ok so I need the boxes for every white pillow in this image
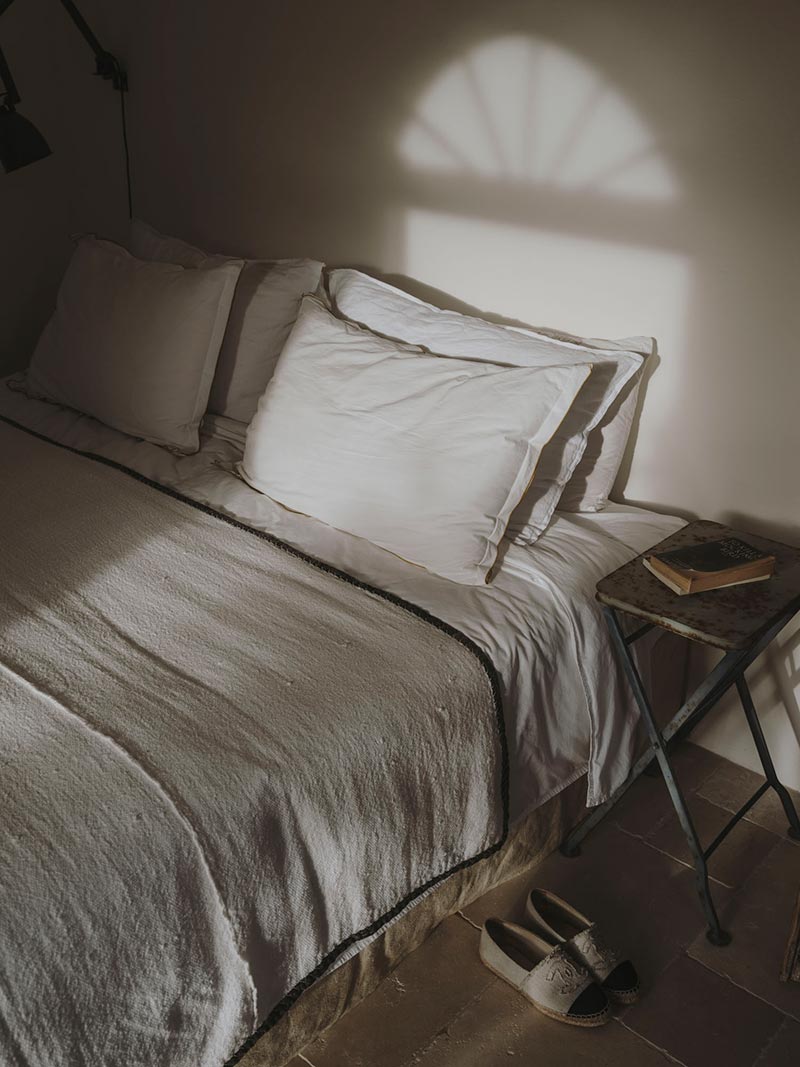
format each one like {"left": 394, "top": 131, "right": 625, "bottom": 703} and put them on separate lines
{"left": 130, "top": 219, "right": 323, "bottom": 425}
{"left": 325, "top": 268, "right": 649, "bottom": 526}
{"left": 507, "top": 322, "right": 653, "bottom": 513}
{"left": 239, "top": 297, "right": 592, "bottom": 585}
{"left": 26, "top": 237, "right": 241, "bottom": 453}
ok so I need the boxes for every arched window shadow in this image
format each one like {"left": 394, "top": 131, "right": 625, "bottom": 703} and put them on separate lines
{"left": 380, "top": 35, "right": 693, "bottom": 502}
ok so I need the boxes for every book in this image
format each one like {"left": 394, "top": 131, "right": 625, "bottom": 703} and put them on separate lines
{"left": 643, "top": 536, "right": 775, "bottom": 595}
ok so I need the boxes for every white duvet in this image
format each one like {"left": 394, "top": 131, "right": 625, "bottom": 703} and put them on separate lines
{"left": 1, "top": 381, "right": 684, "bottom": 813}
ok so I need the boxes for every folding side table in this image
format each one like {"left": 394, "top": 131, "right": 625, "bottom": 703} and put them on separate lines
{"left": 561, "top": 520, "right": 800, "bottom": 946}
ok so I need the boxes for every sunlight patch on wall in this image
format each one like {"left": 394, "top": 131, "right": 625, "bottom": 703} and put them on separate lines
{"left": 403, "top": 208, "right": 689, "bottom": 345}
{"left": 402, "top": 208, "right": 691, "bottom": 486}
{"left": 399, "top": 36, "right": 678, "bottom": 201}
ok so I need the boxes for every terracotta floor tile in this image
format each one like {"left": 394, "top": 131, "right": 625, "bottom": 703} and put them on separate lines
{"left": 303, "top": 915, "right": 491, "bottom": 1067}
{"left": 697, "top": 759, "right": 800, "bottom": 841}
{"left": 648, "top": 794, "right": 779, "bottom": 888}
{"left": 687, "top": 839, "right": 800, "bottom": 1019}
{"left": 622, "top": 954, "right": 784, "bottom": 1067}
{"left": 409, "top": 978, "right": 677, "bottom": 1066}
{"left": 466, "top": 817, "right": 730, "bottom": 988}
{"left": 612, "top": 742, "right": 722, "bottom": 839}
{"left": 755, "top": 1017, "right": 800, "bottom": 1065}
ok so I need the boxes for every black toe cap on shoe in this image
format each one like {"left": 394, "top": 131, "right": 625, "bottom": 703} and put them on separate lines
{"left": 602, "top": 960, "right": 640, "bottom": 998}
{"left": 568, "top": 982, "right": 609, "bottom": 1019}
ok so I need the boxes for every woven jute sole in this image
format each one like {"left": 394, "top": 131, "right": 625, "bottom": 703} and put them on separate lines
{"left": 606, "top": 984, "right": 640, "bottom": 1005}
{"left": 480, "top": 957, "right": 611, "bottom": 1028}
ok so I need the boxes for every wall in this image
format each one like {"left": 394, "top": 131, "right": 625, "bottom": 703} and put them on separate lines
{"left": 6, "top": 0, "right": 800, "bottom": 786}
{"left": 0, "top": 0, "right": 127, "bottom": 373}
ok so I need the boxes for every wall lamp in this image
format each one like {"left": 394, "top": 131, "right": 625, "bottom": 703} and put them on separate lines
{"left": 0, "top": 0, "right": 131, "bottom": 214}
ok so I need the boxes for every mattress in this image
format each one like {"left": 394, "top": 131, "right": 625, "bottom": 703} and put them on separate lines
{"left": 1, "top": 378, "right": 684, "bottom": 815}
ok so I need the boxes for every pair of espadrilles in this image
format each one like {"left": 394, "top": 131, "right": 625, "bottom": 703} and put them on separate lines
{"left": 479, "top": 889, "right": 639, "bottom": 1027}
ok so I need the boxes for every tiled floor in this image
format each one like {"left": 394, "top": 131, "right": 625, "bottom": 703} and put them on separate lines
{"left": 293, "top": 743, "right": 800, "bottom": 1067}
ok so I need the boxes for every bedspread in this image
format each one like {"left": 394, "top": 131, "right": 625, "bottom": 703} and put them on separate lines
{"left": 0, "top": 419, "right": 507, "bottom": 1067}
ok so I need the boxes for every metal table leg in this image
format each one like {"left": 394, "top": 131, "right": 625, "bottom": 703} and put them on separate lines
{"left": 561, "top": 604, "right": 800, "bottom": 944}
{"left": 605, "top": 606, "right": 730, "bottom": 945}
{"left": 736, "top": 676, "right": 800, "bottom": 841}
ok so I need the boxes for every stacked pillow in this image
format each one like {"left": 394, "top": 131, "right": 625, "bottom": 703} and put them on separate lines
{"left": 239, "top": 296, "right": 592, "bottom": 585}
{"left": 324, "top": 269, "right": 650, "bottom": 534}
{"left": 129, "top": 220, "right": 324, "bottom": 426}
{"left": 24, "top": 228, "right": 652, "bottom": 585}
{"left": 24, "top": 225, "right": 323, "bottom": 454}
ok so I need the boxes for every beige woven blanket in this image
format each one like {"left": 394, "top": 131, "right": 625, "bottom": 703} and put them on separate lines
{"left": 0, "top": 417, "right": 506, "bottom": 1067}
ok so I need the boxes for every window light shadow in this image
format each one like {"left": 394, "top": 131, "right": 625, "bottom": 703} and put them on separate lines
{"left": 398, "top": 36, "right": 679, "bottom": 202}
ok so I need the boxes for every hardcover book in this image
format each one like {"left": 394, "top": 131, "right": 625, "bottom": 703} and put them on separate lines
{"left": 643, "top": 536, "right": 775, "bottom": 595}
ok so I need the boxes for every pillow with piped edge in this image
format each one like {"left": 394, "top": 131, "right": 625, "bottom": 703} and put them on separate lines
{"left": 239, "top": 295, "right": 593, "bottom": 585}
{"left": 130, "top": 219, "right": 324, "bottom": 426}
{"left": 504, "top": 320, "right": 653, "bottom": 513}
{"left": 25, "top": 236, "right": 241, "bottom": 454}
{"left": 324, "top": 268, "right": 646, "bottom": 540}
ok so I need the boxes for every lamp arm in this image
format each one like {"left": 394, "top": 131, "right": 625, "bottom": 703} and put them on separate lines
{"left": 0, "top": 0, "right": 19, "bottom": 105}
{"left": 0, "top": 42, "right": 20, "bottom": 106}
{"left": 1, "top": 0, "right": 127, "bottom": 96}
{"left": 58, "top": 0, "right": 127, "bottom": 90}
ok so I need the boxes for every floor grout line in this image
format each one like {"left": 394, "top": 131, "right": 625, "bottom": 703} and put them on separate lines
{"left": 396, "top": 976, "right": 495, "bottom": 1067}
{"left": 455, "top": 909, "right": 482, "bottom": 932}
{"left": 616, "top": 1017, "right": 689, "bottom": 1066}
{"left": 752, "top": 1014, "right": 792, "bottom": 1066}
{"left": 686, "top": 952, "right": 795, "bottom": 1020}
{"left": 628, "top": 829, "right": 734, "bottom": 890}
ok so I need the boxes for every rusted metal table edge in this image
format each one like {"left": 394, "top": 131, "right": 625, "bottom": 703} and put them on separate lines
{"left": 596, "top": 589, "right": 800, "bottom": 652}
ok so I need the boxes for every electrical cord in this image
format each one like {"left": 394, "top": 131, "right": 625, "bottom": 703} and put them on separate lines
{"left": 117, "top": 79, "right": 132, "bottom": 219}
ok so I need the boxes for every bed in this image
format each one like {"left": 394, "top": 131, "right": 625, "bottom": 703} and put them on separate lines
{"left": 1, "top": 221, "right": 688, "bottom": 1065}
{"left": 0, "top": 381, "right": 683, "bottom": 1066}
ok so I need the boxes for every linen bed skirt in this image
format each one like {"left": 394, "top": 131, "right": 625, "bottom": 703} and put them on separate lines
{"left": 238, "top": 777, "right": 587, "bottom": 1066}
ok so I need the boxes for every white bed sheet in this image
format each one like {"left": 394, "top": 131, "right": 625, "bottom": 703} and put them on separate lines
{"left": 1, "top": 378, "right": 684, "bottom": 813}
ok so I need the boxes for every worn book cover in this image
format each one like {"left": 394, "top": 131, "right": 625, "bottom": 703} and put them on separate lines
{"left": 644, "top": 536, "right": 775, "bottom": 595}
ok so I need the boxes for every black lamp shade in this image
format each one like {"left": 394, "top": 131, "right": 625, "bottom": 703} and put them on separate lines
{"left": 0, "top": 105, "right": 51, "bottom": 173}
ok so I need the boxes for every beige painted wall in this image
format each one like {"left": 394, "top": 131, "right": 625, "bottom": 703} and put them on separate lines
{"left": 4, "top": 0, "right": 800, "bottom": 785}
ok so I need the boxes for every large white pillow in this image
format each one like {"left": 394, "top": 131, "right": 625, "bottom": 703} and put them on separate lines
{"left": 325, "top": 268, "right": 649, "bottom": 525}
{"left": 239, "top": 297, "right": 592, "bottom": 585}
{"left": 130, "top": 219, "right": 323, "bottom": 425}
{"left": 26, "top": 237, "right": 241, "bottom": 453}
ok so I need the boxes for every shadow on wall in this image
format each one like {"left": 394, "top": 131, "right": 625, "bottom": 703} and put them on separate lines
{"left": 321, "top": 32, "right": 692, "bottom": 518}
{"left": 381, "top": 33, "right": 692, "bottom": 513}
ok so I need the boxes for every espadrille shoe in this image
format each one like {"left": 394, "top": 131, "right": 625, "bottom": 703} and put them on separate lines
{"left": 480, "top": 918, "right": 610, "bottom": 1027}
{"left": 525, "top": 889, "right": 640, "bottom": 1004}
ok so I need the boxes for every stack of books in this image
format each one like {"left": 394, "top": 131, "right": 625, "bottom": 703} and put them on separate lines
{"left": 643, "top": 536, "right": 775, "bottom": 596}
